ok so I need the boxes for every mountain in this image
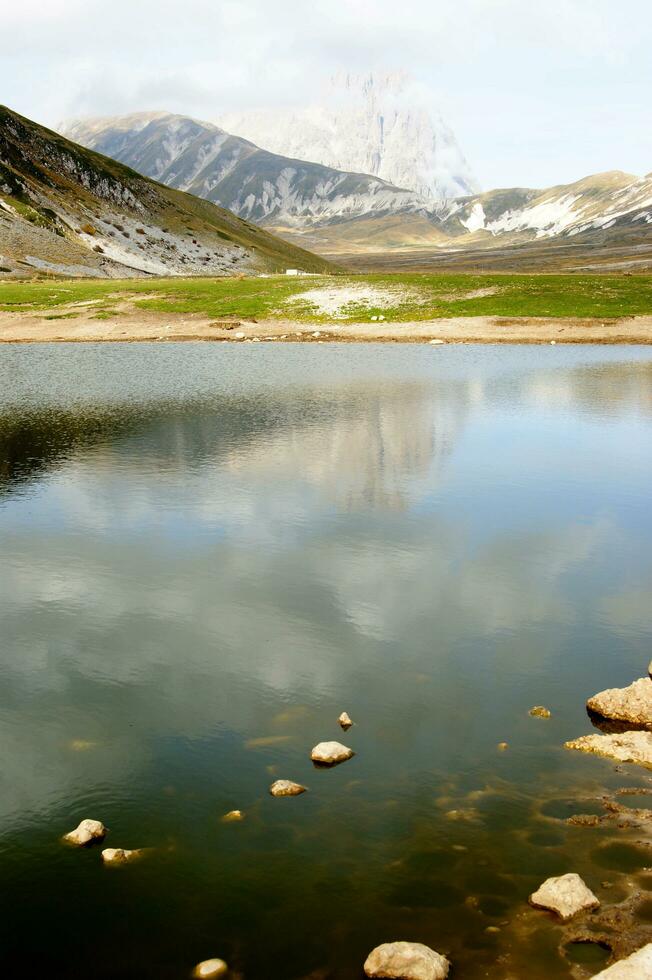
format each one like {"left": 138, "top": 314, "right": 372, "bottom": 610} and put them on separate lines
{"left": 219, "top": 72, "right": 479, "bottom": 201}
{"left": 278, "top": 171, "right": 652, "bottom": 258}
{"left": 440, "top": 171, "right": 652, "bottom": 243}
{"left": 0, "top": 106, "right": 334, "bottom": 279}
{"left": 63, "top": 111, "right": 436, "bottom": 231}
{"left": 58, "top": 106, "right": 651, "bottom": 267}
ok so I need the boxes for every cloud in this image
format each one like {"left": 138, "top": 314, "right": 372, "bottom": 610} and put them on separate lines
{"left": 2, "top": 0, "right": 651, "bottom": 186}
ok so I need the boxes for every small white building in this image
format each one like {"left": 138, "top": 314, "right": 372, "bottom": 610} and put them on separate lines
{"left": 285, "top": 268, "right": 300, "bottom": 276}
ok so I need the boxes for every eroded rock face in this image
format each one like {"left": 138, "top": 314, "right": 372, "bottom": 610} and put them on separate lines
{"left": 529, "top": 873, "right": 599, "bottom": 921}
{"left": 101, "top": 848, "right": 145, "bottom": 864}
{"left": 591, "top": 943, "right": 652, "bottom": 978}
{"left": 364, "top": 941, "right": 450, "bottom": 980}
{"left": 338, "top": 712, "right": 353, "bottom": 730}
{"left": 192, "top": 959, "right": 229, "bottom": 979}
{"left": 565, "top": 732, "right": 652, "bottom": 768}
{"left": 311, "top": 741, "right": 354, "bottom": 766}
{"left": 588, "top": 678, "right": 652, "bottom": 729}
{"left": 63, "top": 818, "right": 106, "bottom": 846}
{"left": 269, "top": 779, "right": 307, "bottom": 797}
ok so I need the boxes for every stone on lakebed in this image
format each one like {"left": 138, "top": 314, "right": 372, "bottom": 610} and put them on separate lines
{"left": 364, "top": 941, "right": 450, "bottom": 980}
{"left": 269, "top": 779, "right": 307, "bottom": 797}
{"left": 221, "top": 810, "right": 244, "bottom": 823}
{"left": 529, "top": 706, "right": 551, "bottom": 718}
{"left": 192, "top": 959, "right": 229, "bottom": 979}
{"left": 529, "top": 872, "right": 599, "bottom": 920}
{"left": 101, "top": 847, "right": 144, "bottom": 865}
{"left": 63, "top": 818, "right": 106, "bottom": 846}
{"left": 311, "top": 741, "right": 355, "bottom": 765}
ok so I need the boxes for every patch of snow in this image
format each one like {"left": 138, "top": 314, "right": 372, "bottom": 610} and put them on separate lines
{"left": 461, "top": 202, "right": 486, "bottom": 232}
{"left": 487, "top": 194, "right": 583, "bottom": 238}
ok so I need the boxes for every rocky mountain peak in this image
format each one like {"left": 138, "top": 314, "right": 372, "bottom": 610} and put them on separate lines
{"left": 219, "top": 71, "right": 479, "bottom": 202}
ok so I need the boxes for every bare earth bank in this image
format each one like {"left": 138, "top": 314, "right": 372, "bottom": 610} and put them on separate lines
{"left": 2, "top": 310, "right": 652, "bottom": 344}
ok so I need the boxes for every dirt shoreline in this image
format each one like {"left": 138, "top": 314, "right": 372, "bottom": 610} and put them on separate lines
{"left": 2, "top": 310, "right": 652, "bottom": 344}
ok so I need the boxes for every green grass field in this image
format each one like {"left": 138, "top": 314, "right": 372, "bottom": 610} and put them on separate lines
{"left": 1, "top": 273, "right": 651, "bottom": 322}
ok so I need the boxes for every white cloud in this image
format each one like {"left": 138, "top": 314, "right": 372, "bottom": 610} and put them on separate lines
{"left": 2, "top": 0, "right": 651, "bottom": 190}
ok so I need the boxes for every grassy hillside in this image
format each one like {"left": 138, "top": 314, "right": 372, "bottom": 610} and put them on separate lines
{"left": 0, "top": 106, "right": 335, "bottom": 278}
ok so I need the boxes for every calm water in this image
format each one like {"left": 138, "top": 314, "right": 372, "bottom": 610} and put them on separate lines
{"left": 1, "top": 343, "right": 652, "bottom": 979}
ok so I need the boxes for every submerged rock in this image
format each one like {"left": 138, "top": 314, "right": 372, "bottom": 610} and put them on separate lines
{"left": 529, "top": 706, "right": 551, "bottom": 718}
{"left": 565, "top": 732, "right": 652, "bottom": 768}
{"left": 364, "top": 941, "right": 450, "bottom": 980}
{"left": 338, "top": 711, "right": 353, "bottom": 730}
{"left": 529, "top": 873, "right": 599, "bottom": 920}
{"left": 592, "top": 943, "right": 652, "bottom": 978}
{"left": 588, "top": 678, "right": 652, "bottom": 729}
{"left": 221, "top": 810, "right": 244, "bottom": 822}
{"left": 101, "top": 847, "right": 144, "bottom": 865}
{"left": 67, "top": 739, "right": 97, "bottom": 752}
{"left": 269, "top": 779, "right": 307, "bottom": 797}
{"left": 192, "top": 959, "right": 229, "bottom": 979}
{"left": 63, "top": 818, "right": 107, "bottom": 846}
{"left": 564, "top": 891, "right": 652, "bottom": 964}
{"left": 311, "top": 741, "right": 354, "bottom": 766}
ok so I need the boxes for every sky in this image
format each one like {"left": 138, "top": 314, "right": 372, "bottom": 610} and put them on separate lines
{"left": 2, "top": 0, "right": 651, "bottom": 190}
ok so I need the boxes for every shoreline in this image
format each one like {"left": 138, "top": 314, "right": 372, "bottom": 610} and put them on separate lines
{"left": 2, "top": 311, "right": 652, "bottom": 344}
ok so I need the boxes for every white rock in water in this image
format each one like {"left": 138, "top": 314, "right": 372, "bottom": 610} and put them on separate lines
{"left": 63, "top": 818, "right": 107, "bottom": 846}
{"left": 101, "top": 848, "right": 143, "bottom": 865}
{"left": 339, "top": 711, "right": 353, "bottom": 730}
{"left": 192, "top": 959, "right": 229, "bottom": 979}
{"left": 269, "top": 779, "right": 307, "bottom": 797}
{"left": 429, "top": 339, "right": 445, "bottom": 345}
{"left": 565, "top": 731, "right": 652, "bottom": 768}
{"left": 311, "top": 741, "right": 354, "bottom": 765}
{"left": 364, "top": 941, "right": 450, "bottom": 979}
{"left": 588, "top": 677, "right": 652, "bottom": 727}
{"left": 591, "top": 943, "right": 652, "bottom": 978}
{"left": 529, "top": 872, "right": 599, "bottom": 920}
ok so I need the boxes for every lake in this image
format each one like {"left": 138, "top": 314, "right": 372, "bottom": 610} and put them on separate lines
{"left": 1, "top": 342, "right": 652, "bottom": 979}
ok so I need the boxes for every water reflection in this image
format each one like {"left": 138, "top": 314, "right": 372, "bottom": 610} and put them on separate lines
{"left": 0, "top": 378, "right": 469, "bottom": 513}
{"left": 1, "top": 344, "right": 652, "bottom": 979}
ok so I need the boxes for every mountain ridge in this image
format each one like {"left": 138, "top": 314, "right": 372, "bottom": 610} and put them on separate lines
{"left": 280, "top": 170, "right": 652, "bottom": 256}
{"left": 63, "top": 111, "right": 437, "bottom": 230}
{"left": 62, "top": 110, "right": 651, "bottom": 260}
